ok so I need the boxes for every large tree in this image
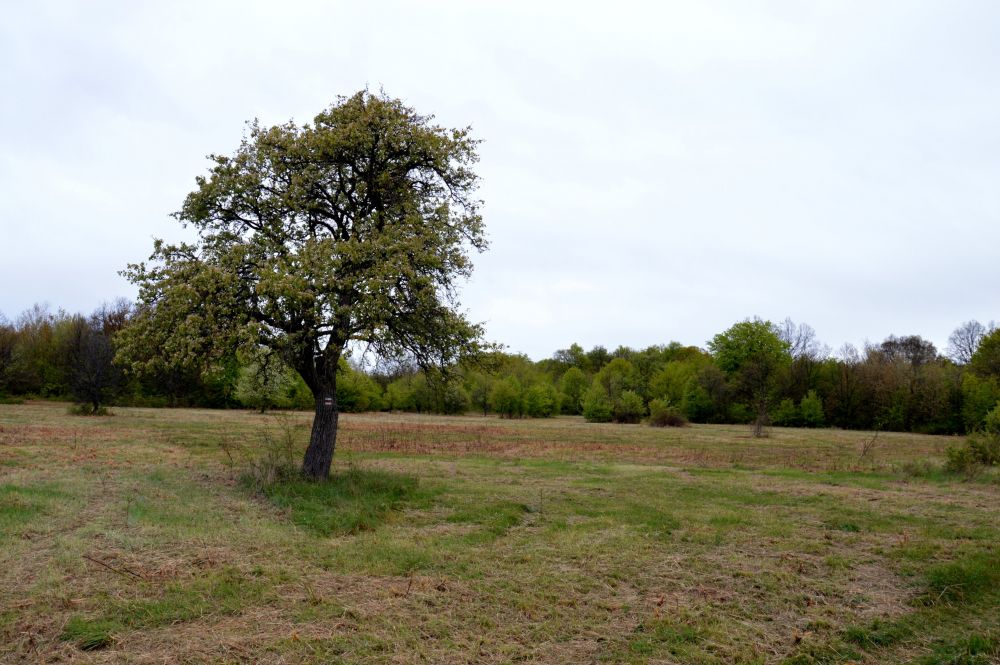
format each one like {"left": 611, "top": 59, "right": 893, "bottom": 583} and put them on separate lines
{"left": 947, "top": 320, "right": 995, "bottom": 365}
{"left": 120, "top": 91, "right": 489, "bottom": 479}
{"left": 970, "top": 328, "right": 1000, "bottom": 379}
{"left": 709, "top": 318, "right": 791, "bottom": 437}
{"left": 66, "top": 319, "right": 122, "bottom": 414}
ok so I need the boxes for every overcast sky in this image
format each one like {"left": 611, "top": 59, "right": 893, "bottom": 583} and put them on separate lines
{"left": 1, "top": 0, "right": 998, "bottom": 359}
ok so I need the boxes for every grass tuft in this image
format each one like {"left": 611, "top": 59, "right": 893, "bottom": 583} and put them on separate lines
{"left": 842, "top": 617, "right": 913, "bottom": 648}
{"left": 920, "top": 553, "right": 1000, "bottom": 605}
{"left": 916, "top": 631, "right": 1000, "bottom": 664}
{"left": 61, "top": 616, "right": 115, "bottom": 650}
{"left": 0, "top": 483, "right": 66, "bottom": 534}
{"left": 258, "top": 467, "right": 434, "bottom": 536}
{"left": 61, "top": 566, "right": 266, "bottom": 649}
{"left": 447, "top": 500, "right": 531, "bottom": 538}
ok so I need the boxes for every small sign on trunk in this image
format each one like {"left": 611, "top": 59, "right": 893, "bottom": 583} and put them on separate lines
{"left": 323, "top": 398, "right": 334, "bottom": 407}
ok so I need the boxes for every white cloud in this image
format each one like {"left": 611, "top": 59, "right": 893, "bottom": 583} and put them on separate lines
{"left": 1, "top": 0, "right": 998, "bottom": 357}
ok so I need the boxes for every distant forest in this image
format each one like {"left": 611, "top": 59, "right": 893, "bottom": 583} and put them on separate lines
{"left": 1, "top": 300, "right": 998, "bottom": 435}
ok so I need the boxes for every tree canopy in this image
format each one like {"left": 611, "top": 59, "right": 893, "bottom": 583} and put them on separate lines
{"left": 709, "top": 318, "right": 791, "bottom": 437}
{"left": 970, "top": 328, "right": 1000, "bottom": 379}
{"left": 120, "top": 91, "right": 490, "bottom": 478}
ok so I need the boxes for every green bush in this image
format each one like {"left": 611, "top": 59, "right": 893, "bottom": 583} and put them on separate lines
{"left": 984, "top": 404, "right": 1000, "bottom": 435}
{"left": 946, "top": 407, "right": 1000, "bottom": 474}
{"left": 799, "top": 390, "right": 825, "bottom": 427}
{"left": 386, "top": 377, "right": 415, "bottom": 411}
{"left": 385, "top": 373, "right": 434, "bottom": 413}
{"left": 969, "top": 434, "right": 1000, "bottom": 466}
{"left": 558, "top": 367, "right": 588, "bottom": 415}
{"left": 647, "top": 399, "right": 687, "bottom": 427}
{"left": 961, "top": 374, "right": 999, "bottom": 432}
{"left": 336, "top": 363, "right": 386, "bottom": 413}
{"left": 944, "top": 436, "right": 999, "bottom": 476}
{"left": 68, "top": 404, "right": 111, "bottom": 416}
{"left": 772, "top": 398, "right": 799, "bottom": 427}
{"left": 582, "top": 383, "right": 612, "bottom": 422}
{"left": 681, "top": 379, "right": 714, "bottom": 423}
{"left": 524, "top": 383, "right": 559, "bottom": 418}
{"left": 613, "top": 390, "right": 645, "bottom": 424}
{"left": 439, "top": 382, "right": 471, "bottom": 414}
{"left": 729, "top": 403, "right": 754, "bottom": 424}
{"left": 490, "top": 377, "right": 523, "bottom": 418}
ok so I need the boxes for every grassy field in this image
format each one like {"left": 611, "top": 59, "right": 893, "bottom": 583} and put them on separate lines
{"left": 1, "top": 402, "right": 998, "bottom": 664}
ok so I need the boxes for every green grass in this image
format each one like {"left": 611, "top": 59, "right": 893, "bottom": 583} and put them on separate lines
{"left": 1, "top": 402, "right": 998, "bottom": 663}
{"left": 0, "top": 483, "right": 68, "bottom": 533}
{"left": 258, "top": 467, "right": 437, "bottom": 536}
{"left": 446, "top": 499, "right": 532, "bottom": 538}
{"left": 60, "top": 567, "right": 268, "bottom": 649}
{"left": 843, "top": 617, "right": 914, "bottom": 648}
{"left": 921, "top": 552, "right": 1000, "bottom": 605}
{"left": 60, "top": 615, "right": 116, "bottom": 650}
{"left": 916, "top": 631, "right": 1000, "bottom": 664}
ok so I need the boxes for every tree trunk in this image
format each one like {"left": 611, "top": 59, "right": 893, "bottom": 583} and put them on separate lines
{"left": 753, "top": 394, "right": 768, "bottom": 438}
{"left": 301, "top": 382, "right": 339, "bottom": 479}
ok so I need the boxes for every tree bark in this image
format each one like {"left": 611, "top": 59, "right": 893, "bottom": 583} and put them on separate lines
{"left": 301, "top": 380, "right": 339, "bottom": 479}
{"left": 753, "top": 394, "right": 768, "bottom": 438}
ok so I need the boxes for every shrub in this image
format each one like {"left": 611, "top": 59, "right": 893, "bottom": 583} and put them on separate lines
{"left": 336, "top": 363, "right": 386, "bottom": 413}
{"left": 729, "top": 403, "right": 754, "bottom": 424}
{"left": 647, "top": 399, "right": 688, "bottom": 427}
{"left": 961, "top": 373, "right": 999, "bottom": 432}
{"left": 772, "top": 398, "right": 799, "bottom": 426}
{"left": 967, "top": 434, "right": 1000, "bottom": 466}
{"left": 945, "top": 444, "right": 974, "bottom": 476}
{"left": 559, "top": 367, "right": 588, "bottom": 415}
{"left": 524, "top": 383, "right": 559, "bottom": 418}
{"left": 984, "top": 404, "right": 1000, "bottom": 435}
{"left": 681, "top": 379, "right": 714, "bottom": 422}
{"left": 582, "top": 383, "right": 612, "bottom": 422}
{"left": 946, "top": 407, "right": 1000, "bottom": 475}
{"left": 799, "top": 390, "right": 825, "bottom": 427}
{"left": 385, "top": 377, "right": 415, "bottom": 411}
{"left": 68, "top": 403, "right": 110, "bottom": 416}
{"left": 613, "top": 390, "right": 645, "bottom": 424}
{"left": 234, "top": 351, "right": 295, "bottom": 412}
{"left": 439, "top": 382, "right": 471, "bottom": 415}
{"left": 490, "top": 377, "right": 523, "bottom": 418}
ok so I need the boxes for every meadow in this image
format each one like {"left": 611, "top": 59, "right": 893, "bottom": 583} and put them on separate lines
{"left": 1, "top": 402, "right": 998, "bottom": 664}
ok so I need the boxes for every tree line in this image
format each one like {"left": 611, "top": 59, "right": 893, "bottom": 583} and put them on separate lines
{"left": 1, "top": 302, "right": 997, "bottom": 435}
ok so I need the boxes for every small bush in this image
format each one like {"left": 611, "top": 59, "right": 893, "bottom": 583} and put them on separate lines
{"left": 799, "top": 390, "right": 825, "bottom": 427}
{"left": 946, "top": 433, "right": 1000, "bottom": 476}
{"left": 582, "top": 384, "right": 613, "bottom": 423}
{"left": 613, "top": 390, "right": 645, "bottom": 424}
{"left": 984, "top": 404, "right": 1000, "bottom": 435}
{"left": 899, "top": 460, "right": 946, "bottom": 480}
{"left": 648, "top": 399, "right": 688, "bottom": 427}
{"left": 490, "top": 377, "right": 523, "bottom": 418}
{"left": 945, "top": 406, "right": 1000, "bottom": 476}
{"left": 772, "top": 398, "right": 799, "bottom": 427}
{"left": 524, "top": 383, "right": 559, "bottom": 418}
{"left": 67, "top": 404, "right": 111, "bottom": 416}
{"left": 439, "top": 382, "right": 471, "bottom": 415}
{"left": 225, "top": 415, "right": 303, "bottom": 489}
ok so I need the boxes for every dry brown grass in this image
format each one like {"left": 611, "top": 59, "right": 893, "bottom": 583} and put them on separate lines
{"left": 1, "top": 402, "right": 997, "bottom": 664}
